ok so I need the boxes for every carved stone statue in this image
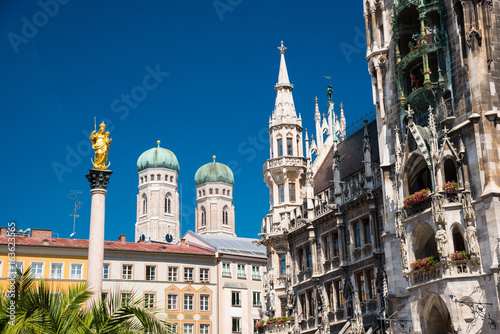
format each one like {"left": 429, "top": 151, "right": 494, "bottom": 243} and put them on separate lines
{"left": 435, "top": 224, "right": 448, "bottom": 259}
{"left": 352, "top": 290, "right": 364, "bottom": 334}
{"left": 90, "top": 122, "right": 112, "bottom": 170}
{"left": 465, "top": 221, "right": 480, "bottom": 256}
{"left": 400, "top": 238, "right": 409, "bottom": 270}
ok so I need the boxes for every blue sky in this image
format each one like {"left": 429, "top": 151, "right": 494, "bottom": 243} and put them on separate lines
{"left": 0, "top": 1, "right": 373, "bottom": 241}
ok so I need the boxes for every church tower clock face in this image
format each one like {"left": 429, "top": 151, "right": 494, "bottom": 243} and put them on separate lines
{"left": 164, "top": 231, "right": 175, "bottom": 244}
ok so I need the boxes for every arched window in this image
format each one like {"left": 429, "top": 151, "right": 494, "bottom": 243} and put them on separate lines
{"left": 165, "top": 175, "right": 168, "bottom": 181}
{"left": 223, "top": 207, "right": 229, "bottom": 225}
{"left": 406, "top": 155, "right": 432, "bottom": 195}
{"left": 140, "top": 177, "right": 143, "bottom": 184}
{"left": 170, "top": 176, "right": 173, "bottom": 182}
{"left": 452, "top": 225, "right": 466, "bottom": 252}
{"left": 443, "top": 159, "right": 458, "bottom": 183}
{"left": 157, "top": 174, "right": 161, "bottom": 181}
{"left": 165, "top": 194, "right": 171, "bottom": 214}
{"left": 151, "top": 174, "right": 154, "bottom": 181}
{"left": 227, "top": 190, "right": 231, "bottom": 197}
{"left": 413, "top": 223, "right": 438, "bottom": 260}
{"left": 277, "top": 136, "right": 283, "bottom": 157}
{"left": 286, "top": 133, "right": 293, "bottom": 155}
{"left": 202, "top": 190, "right": 205, "bottom": 196}
{"left": 198, "top": 191, "right": 201, "bottom": 198}
{"left": 422, "top": 294, "right": 454, "bottom": 334}
{"left": 142, "top": 194, "right": 147, "bottom": 215}
{"left": 201, "top": 207, "right": 206, "bottom": 226}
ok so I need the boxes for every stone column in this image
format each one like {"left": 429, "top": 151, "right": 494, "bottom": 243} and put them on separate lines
{"left": 381, "top": 6, "right": 388, "bottom": 48}
{"left": 370, "top": 7, "right": 377, "bottom": 50}
{"left": 364, "top": 12, "right": 371, "bottom": 52}
{"left": 85, "top": 169, "right": 112, "bottom": 304}
{"left": 338, "top": 215, "right": 347, "bottom": 266}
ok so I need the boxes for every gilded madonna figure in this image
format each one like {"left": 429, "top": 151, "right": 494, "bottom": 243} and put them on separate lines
{"left": 90, "top": 121, "right": 112, "bottom": 170}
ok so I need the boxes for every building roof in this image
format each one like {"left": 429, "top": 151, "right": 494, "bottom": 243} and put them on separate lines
{"left": 184, "top": 231, "right": 266, "bottom": 258}
{"left": 0, "top": 236, "right": 214, "bottom": 256}
{"left": 314, "top": 120, "right": 379, "bottom": 194}
{"left": 194, "top": 160, "right": 234, "bottom": 186}
{"left": 137, "top": 144, "right": 180, "bottom": 172}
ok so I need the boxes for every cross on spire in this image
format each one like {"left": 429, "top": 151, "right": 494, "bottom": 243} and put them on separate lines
{"left": 278, "top": 41, "right": 287, "bottom": 54}
{"left": 406, "top": 104, "right": 414, "bottom": 118}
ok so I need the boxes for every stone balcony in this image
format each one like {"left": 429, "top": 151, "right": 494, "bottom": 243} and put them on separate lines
{"left": 403, "top": 199, "right": 431, "bottom": 220}
{"left": 264, "top": 156, "right": 306, "bottom": 172}
{"left": 409, "top": 262, "right": 443, "bottom": 287}
{"left": 407, "top": 259, "right": 479, "bottom": 289}
{"left": 260, "top": 321, "right": 295, "bottom": 334}
{"left": 402, "top": 190, "right": 463, "bottom": 222}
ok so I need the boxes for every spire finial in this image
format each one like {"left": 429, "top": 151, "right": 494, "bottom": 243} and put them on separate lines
{"left": 278, "top": 40, "right": 287, "bottom": 54}
{"left": 213, "top": 155, "right": 216, "bottom": 162}
{"left": 157, "top": 140, "right": 161, "bottom": 147}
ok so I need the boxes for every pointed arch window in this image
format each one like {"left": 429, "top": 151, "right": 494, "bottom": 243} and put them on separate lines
{"left": 443, "top": 159, "right": 458, "bottom": 184}
{"left": 170, "top": 176, "right": 174, "bottom": 182}
{"left": 142, "top": 194, "right": 147, "bottom": 215}
{"left": 201, "top": 207, "right": 206, "bottom": 226}
{"left": 165, "top": 194, "right": 171, "bottom": 214}
{"left": 452, "top": 226, "right": 466, "bottom": 253}
{"left": 277, "top": 138, "right": 283, "bottom": 157}
{"left": 287, "top": 137, "right": 293, "bottom": 155}
{"left": 223, "top": 207, "right": 229, "bottom": 225}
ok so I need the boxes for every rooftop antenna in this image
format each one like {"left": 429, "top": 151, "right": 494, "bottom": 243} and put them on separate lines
{"left": 67, "top": 190, "right": 83, "bottom": 239}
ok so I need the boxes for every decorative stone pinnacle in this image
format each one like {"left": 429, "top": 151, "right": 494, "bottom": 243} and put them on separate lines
{"left": 86, "top": 169, "right": 113, "bottom": 190}
{"left": 278, "top": 41, "right": 287, "bottom": 54}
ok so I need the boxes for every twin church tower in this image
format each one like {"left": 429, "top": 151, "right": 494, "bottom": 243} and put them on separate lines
{"left": 134, "top": 141, "right": 235, "bottom": 244}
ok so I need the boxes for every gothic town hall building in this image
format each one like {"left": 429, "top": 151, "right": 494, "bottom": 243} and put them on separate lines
{"left": 259, "top": 1, "right": 500, "bottom": 334}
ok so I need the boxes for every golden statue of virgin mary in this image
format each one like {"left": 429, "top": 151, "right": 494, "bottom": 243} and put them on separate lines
{"left": 90, "top": 121, "right": 112, "bottom": 170}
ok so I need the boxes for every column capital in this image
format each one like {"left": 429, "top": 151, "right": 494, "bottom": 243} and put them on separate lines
{"left": 86, "top": 169, "right": 113, "bottom": 190}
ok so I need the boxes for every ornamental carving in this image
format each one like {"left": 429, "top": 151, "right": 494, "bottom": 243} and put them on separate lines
{"left": 86, "top": 169, "right": 113, "bottom": 190}
{"left": 268, "top": 157, "right": 306, "bottom": 168}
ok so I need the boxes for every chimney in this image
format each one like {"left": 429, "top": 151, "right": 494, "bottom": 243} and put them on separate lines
{"left": 181, "top": 238, "right": 186, "bottom": 247}
{"left": 0, "top": 227, "right": 6, "bottom": 237}
{"left": 31, "top": 229, "right": 52, "bottom": 239}
{"left": 118, "top": 235, "right": 126, "bottom": 243}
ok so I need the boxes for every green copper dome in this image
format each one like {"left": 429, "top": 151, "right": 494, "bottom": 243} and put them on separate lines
{"left": 137, "top": 144, "right": 179, "bottom": 173}
{"left": 195, "top": 160, "right": 234, "bottom": 186}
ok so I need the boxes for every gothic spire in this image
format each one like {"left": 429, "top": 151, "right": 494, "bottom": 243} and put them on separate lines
{"left": 273, "top": 41, "right": 297, "bottom": 120}
{"left": 339, "top": 103, "right": 346, "bottom": 141}
{"left": 277, "top": 41, "right": 290, "bottom": 86}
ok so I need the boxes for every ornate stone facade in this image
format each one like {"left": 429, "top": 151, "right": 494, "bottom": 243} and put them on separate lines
{"left": 364, "top": 0, "right": 500, "bottom": 333}
{"left": 259, "top": 42, "right": 385, "bottom": 334}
